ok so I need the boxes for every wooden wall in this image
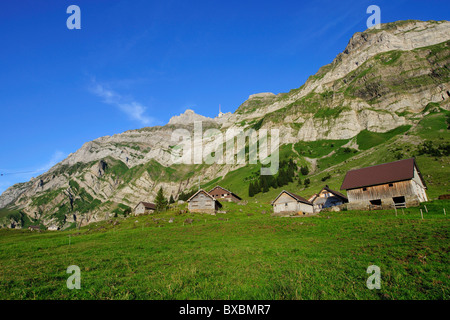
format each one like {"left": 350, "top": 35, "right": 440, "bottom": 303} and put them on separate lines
{"left": 134, "top": 203, "right": 155, "bottom": 216}
{"left": 273, "top": 193, "right": 313, "bottom": 214}
{"left": 188, "top": 192, "right": 216, "bottom": 212}
{"left": 135, "top": 203, "right": 146, "bottom": 215}
{"left": 347, "top": 180, "right": 416, "bottom": 202}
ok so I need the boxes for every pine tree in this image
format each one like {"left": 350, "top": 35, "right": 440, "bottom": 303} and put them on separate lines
{"left": 169, "top": 194, "right": 175, "bottom": 204}
{"left": 253, "top": 180, "right": 260, "bottom": 195}
{"left": 282, "top": 169, "right": 288, "bottom": 186}
{"left": 267, "top": 175, "right": 275, "bottom": 189}
{"left": 260, "top": 176, "right": 269, "bottom": 193}
{"left": 276, "top": 169, "right": 284, "bottom": 187}
{"left": 155, "top": 187, "right": 168, "bottom": 212}
{"left": 287, "top": 159, "right": 295, "bottom": 182}
{"left": 248, "top": 182, "right": 254, "bottom": 197}
{"left": 285, "top": 171, "right": 290, "bottom": 183}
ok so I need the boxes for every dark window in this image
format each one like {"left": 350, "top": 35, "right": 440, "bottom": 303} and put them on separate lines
{"left": 389, "top": 183, "right": 393, "bottom": 187}
{"left": 363, "top": 187, "right": 367, "bottom": 191}
{"left": 393, "top": 196, "right": 405, "bottom": 204}
{"left": 370, "top": 199, "right": 382, "bottom": 205}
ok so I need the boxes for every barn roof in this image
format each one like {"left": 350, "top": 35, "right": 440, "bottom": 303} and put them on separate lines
{"left": 322, "top": 186, "right": 348, "bottom": 201}
{"left": 309, "top": 186, "right": 348, "bottom": 203}
{"left": 208, "top": 186, "right": 242, "bottom": 200}
{"left": 308, "top": 194, "right": 318, "bottom": 202}
{"left": 340, "top": 158, "right": 426, "bottom": 190}
{"left": 187, "top": 189, "right": 223, "bottom": 207}
{"left": 271, "top": 190, "right": 312, "bottom": 206}
{"left": 135, "top": 201, "right": 156, "bottom": 210}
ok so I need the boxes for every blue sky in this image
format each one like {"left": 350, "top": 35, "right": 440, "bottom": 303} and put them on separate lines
{"left": 0, "top": 0, "right": 449, "bottom": 194}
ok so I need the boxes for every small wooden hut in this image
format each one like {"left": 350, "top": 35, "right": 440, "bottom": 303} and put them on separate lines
{"left": 187, "top": 189, "right": 222, "bottom": 214}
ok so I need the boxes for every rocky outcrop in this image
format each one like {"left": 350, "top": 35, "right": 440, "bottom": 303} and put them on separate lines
{"left": 299, "top": 20, "right": 450, "bottom": 96}
{"left": 248, "top": 92, "right": 276, "bottom": 99}
{"left": 168, "top": 109, "right": 216, "bottom": 125}
{"left": 0, "top": 181, "right": 32, "bottom": 209}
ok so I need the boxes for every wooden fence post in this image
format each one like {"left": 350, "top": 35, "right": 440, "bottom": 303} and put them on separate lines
{"left": 420, "top": 209, "right": 423, "bottom": 220}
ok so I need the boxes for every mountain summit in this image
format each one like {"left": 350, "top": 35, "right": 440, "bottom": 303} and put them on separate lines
{"left": 168, "top": 109, "right": 215, "bottom": 125}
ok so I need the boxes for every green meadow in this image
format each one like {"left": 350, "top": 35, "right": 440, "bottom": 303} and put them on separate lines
{"left": 0, "top": 104, "right": 448, "bottom": 300}
{"left": 0, "top": 200, "right": 448, "bottom": 300}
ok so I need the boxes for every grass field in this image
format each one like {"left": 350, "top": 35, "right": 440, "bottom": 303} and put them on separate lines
{"left": 0, "top": 106, "right": 448, "bottom": 300}
{"left": 0, "top": 200, "right": 448, "bottom": 300}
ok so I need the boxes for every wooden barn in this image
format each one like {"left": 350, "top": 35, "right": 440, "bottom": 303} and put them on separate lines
{"left": 208, "top": 186, "right": 242, "bottom": 203}
{"left": 187, "top": 189, "right": 222, "bottom": 214}
{"left": 134, "top": 201, "right": 156, "bottom": 216}
{"left": 271, "top": 190, "right": 314, "bottom": 215}
{"left": 309, "top": 185, "right": 348, "bottom": 212}
{"left": 340, "top": 158, "right": 428, "bottom": 210}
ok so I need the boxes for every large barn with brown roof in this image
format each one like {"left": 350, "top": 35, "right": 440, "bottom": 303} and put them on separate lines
{"left": 340, "top": 158, "right": 428, "bottom": 210}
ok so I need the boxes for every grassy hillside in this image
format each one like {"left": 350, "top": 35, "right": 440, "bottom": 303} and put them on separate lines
{"left": 1, "top": 109, "right": 448, "bottom": 300}
{"left": 0, "top": 208, "right": 34, "bottom": 229}
{"left": 0, "top": 200, "right": 448, "bottom": 299}
{"left": 213, "top": 107, "right": 449, "bottom": 203}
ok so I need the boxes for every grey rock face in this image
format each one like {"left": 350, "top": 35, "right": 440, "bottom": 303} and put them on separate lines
{"left": 168, "top": 109, "right": 216, "bottom": 125}
{"left": 0, "top": 181, "right": 31, "bottom": 209}
{"left": 248, "top": 92, "right": 275, "bottom": 99}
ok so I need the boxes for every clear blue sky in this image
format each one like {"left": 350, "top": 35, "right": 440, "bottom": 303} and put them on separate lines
{"left": 0, "top": 0, "right": 448, "bottom": 194}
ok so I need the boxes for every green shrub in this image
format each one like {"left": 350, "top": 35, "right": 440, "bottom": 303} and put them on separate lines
{"left": 418, "top": 140, "right": 450, "bottom": 157}
{"left": 300, "top": 166, "right": 309, "bottom": 176}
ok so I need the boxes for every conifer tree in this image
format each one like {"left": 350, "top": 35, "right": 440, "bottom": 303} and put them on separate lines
{"left": 260, "top": 176, "right": 269, "bottom": 193}
{"left": 248, "top": 182, "right": 254, "bottom": 197}
{"left": 155, "top": 187, "right": 168, "bottom": 212}
{"left": 253, "top": 180, "right": 260, "bottom": 195}
{"left": 287, "top": 159, "right": 295, "bottom": 182}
